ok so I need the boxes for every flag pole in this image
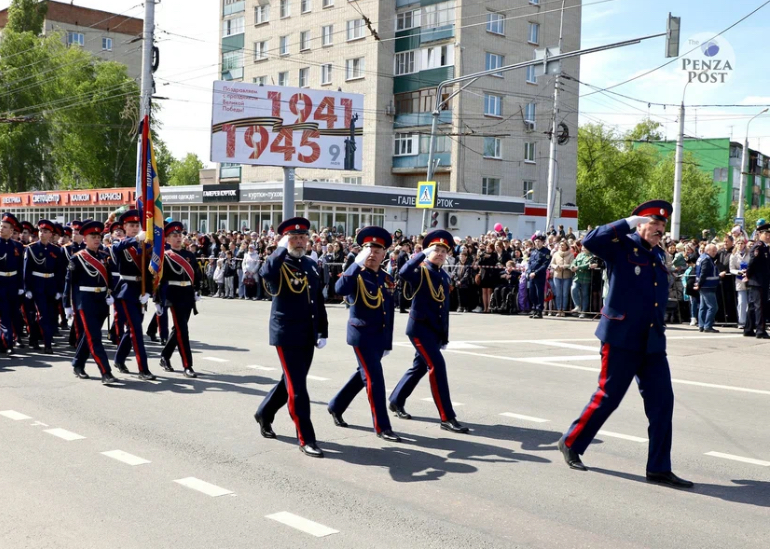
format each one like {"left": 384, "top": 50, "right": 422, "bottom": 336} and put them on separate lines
{"left": 141, "top": 117, "right": 149, "bottom": 300}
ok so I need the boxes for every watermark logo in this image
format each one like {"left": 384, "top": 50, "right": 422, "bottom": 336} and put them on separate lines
{"left": 680, "top": 33, "right": 736, "bottom": 86}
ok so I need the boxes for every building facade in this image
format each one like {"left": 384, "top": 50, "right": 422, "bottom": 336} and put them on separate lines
{"left": 0, "top": 1, "right": 143, "bottom": 81}
{"left": 218, "top": 0, "right": 580, "bottom": 209}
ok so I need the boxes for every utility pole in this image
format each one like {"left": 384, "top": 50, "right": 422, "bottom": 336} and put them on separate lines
{"left": 545, "top": 0, "right": 567, "bottom": 233}
{"left": 671, "top": 99, "right": 685, "bottom": 241}
{"left": 136, "top": 0, "right": 156, "bottom": 185}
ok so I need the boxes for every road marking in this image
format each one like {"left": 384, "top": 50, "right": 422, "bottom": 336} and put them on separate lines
{"left": 247, "top": 365, "right": 277, "bottom": 371}
{"left": 444, "top": 342, "right": 485, "bottom": 350}
{"left": 669, "top": 378, "right": 770, "bottom": 396}
{"left": 499, "top": 412, "right": 550, "bottom": 423}
{"left": 30, "top": 421, "right": 49, "bottom": 427}
{"left": 307, "top": 375, "right": 329, "bottom": 381}
{"left": 173, "top": 384, "right": 196, "bottom": 390}
{"left": 44, "top": 428, "right": 85, "bottom": 441}
{"left": 101, "top": 450, "right": 151, "bottom": 466}
{"left": 421, "top": 397, "right": 464, "bottom": 406}
{"left": 0, "top": 410, "right": 32, "bottom": 421}
{"left": 10, "top": 353, "right": 29, "bottom": 358}
{"left": 201, "top": 357, "right": 229, "bottom": 363}
{"left": 705, "top": 451, "right": 770, "bottom": 467}
{"left": 598, "top": 430, "right": 648, "bottom": 443}
{"left": 445, "top": 335, "right": 745, "bottom": 344}
{"left": 265, "top": 512, "right": 339, "bottom": 538}
{"left": 173, "top": 477, "right": 234, "bottom": 497}
{"left": 532, "top": 341, "right": 598, "bottom": 352}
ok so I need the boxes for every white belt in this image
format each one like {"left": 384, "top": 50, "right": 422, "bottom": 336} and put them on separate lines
{"left": 32, "top": 271, "right": 55, "bottom": 279}
{"left": 112, "top": 273, "right": 120, "bottom": 277}
{"left": 168, "top": 280, "right": 192, "bottom": 287}
{"left": 0, "top": 270, "right": 17, "bottom": 277}
{"left": 79, "top": 286, "right": 107, "bottom": 293}
{"left": 120, "top": 275, "right": 140, "bottom": 281}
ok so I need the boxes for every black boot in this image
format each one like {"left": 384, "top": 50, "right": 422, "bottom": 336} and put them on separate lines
{"left": 73, "top": 367, "right": 89, "bottom": 379}
{"left": 138, "top": 371, "right": 156, "bottom": 381}
{"left": 183, "top": 368, "right": 197, "bottom": 378}
{"left": 558, "top": 438, "right": 587, "bottom": 471}
{"left": 160, "top": 357, "right": 174, "bottom": 372}
{"left": 377, "top": 429, "right": 402, "bottom": 443}
{"left": 388, "top": 402, "right": 412, "bottom": 420}
{"left": 299, "top": 443, "right": 324, "bottom": 458}
{"left": 114, "top": 362, "right": 130, "bottom": 374}
{"left": 646, "top": 471, "right": 694, "bottom": 488}
{"left": 328, "top": 408, "right": 348, "bottom": 427}
{"left": 440, "top": 418, "right": 470, "bottom": 434}
{"left": 253, "top": 412, "right": 276, "bottom": 439}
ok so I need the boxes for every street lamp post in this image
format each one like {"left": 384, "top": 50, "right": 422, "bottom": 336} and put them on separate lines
{"left": 737, "top": 108, "right": 768, "bottom": 222}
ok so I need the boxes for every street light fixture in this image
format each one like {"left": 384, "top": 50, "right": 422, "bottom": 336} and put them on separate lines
{"left": 737, "top": 108, "right": 769, "bottom": 221}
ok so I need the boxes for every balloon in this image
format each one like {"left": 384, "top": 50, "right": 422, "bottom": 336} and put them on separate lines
{"left": 494, "top": 223, "right": 503, "bottom": 232}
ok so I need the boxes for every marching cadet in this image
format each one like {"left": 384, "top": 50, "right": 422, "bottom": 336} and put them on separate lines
{"left": 23, "top": 220, "right": 65, "bottom": 354}
{"left": 327, "top": 226, "right": 401, "bottom": 442}
{"left": 63, "top": 221, "right": 86, "bottom": 347}
{"left": 20, "top": 221, "right": 35, "bottom": 245}
{"left": 157, "top": 221, "right": 202, "bottom": 378}
{"left": 146, "top": 303, "right": 169, "bottom": 344}
{"left": 63, "top": 221, "right": 118, "bottom": 385}
{"left": 389, "top": 229, "right": 470, "bottom": 434}
{"left": 557, "top": 200, "right": 693, "bottom": 488}
{"left": 106, "top": 221, "right": 126, "bottom": 345}
{"left": 19, "top": 221, "right": 38, "bottom": 345}
{"left": 744, "top": 221, "right": 770, "bottom": 339}
{"left": 111, "top": 210, "right": 156, "bottom": 380}
{"left": 254, "top": 217, "right": 329, "bottom": 458}
{"left": 0, "top": 213, "right": 25, "bottom": 354}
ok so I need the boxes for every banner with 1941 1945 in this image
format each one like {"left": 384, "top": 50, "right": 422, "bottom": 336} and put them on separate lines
{"left": 210, "top": 81, "right": 363, "bottom": 171}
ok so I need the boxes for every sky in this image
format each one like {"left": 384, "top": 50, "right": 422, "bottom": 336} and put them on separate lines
{"left": 3, "top": 0, "right": 770, "bottom": 165}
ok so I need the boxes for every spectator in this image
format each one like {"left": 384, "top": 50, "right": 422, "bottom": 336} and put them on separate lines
{"left": 205, "top": 256, "right": 217, "bottom": 296}
{"left": 683, "top": 256, "right": 699, "bottom": 326}
{"left": 476, "top": 243, "right": 499, "bottom": 313}
{"left": 452, "top": 249, "right": 476, "bottom": 313}
{"left": 571, "top": 247, "right": 593, "bottom": 318}
{"left": 695, "top": 243, "right": 720, "bottom": 332}
{"left": 492, "top": 260, "right": 519, "bottom": 314}
{"left": 213, "top": 258, "right": 225, "bottom": 297}
{"left": 223, "top": 251, "right": 237, "bottom": 299}
{"left": 729, "top": 238, "right": 750, "bottom": 328}
{"left": 243, "top": 244, "right": 260, "bottom": 300}
{"left": 550, "top": 240, "right": 574, "bottom": 317}
{"left": 236, "top": 241, "right": 247, "bottom": 299}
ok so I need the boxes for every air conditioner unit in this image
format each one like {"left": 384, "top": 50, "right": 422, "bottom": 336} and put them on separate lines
{"left": 524, "top": 121, "right": 535, "bottom": 132}
{"left": 445, "top": 212, "right": 460, "bottom": 230}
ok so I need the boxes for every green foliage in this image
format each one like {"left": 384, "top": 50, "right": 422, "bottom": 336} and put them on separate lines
{"left": 168, "top": 153, "right": 204, "bottom": 186}
{"left": 6, "top": 0, "right": 47, "bottom": 34}
{"left": 153, "top": 137, "right": 175, "bottom": 187}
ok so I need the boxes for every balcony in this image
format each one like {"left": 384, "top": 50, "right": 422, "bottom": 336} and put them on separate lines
{"left": 421, "top": 24, "right": 454, "bottom": 44}
{"left": 222, "top": 34, "right": 244, "bottom": 53}
{"left": 224, "top": 1, "right": 245, "bottom": 15}
{"left": 392, "top": 152, "right": 451, "bottom": 172}
{"left": 221, "top": 67, "right": 244, "bottom": 81}
{"left": 394, "top": 109, "right": 452, "bottom": 129}
{"left": 394, "top": 66, "right": 454, "bottom": 94}
{"left": 396, "top": 0, "right": 420, "bottom": 7}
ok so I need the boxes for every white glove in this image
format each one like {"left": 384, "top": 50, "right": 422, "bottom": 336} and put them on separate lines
{"left": 25, "top": 291, "right": 32, "bottom": 299}
{"left": 136, "top": 230, "right": 146, "bottom": 242}
{"left": 155, "top": 303, "right": 163, "bottom": 316}
{"left": 354, "top": 247, "right": 371, "bottom": 267}
{"left": 625, "top": 216, "right": 650, "bottom": 229}
{"left": 423, "top": 245, "right": 438, "bottom": 257}
{"left": 139, "top": 293, "right": 150, "bottom": 305}
{"left": 383, "top": 350, "right": 390, "bottom": 357}
{"left": 278, "top": 235, "right": 290, "bottom": 249}
{"left": 55, "top": 292, "right": 62, "bottom": 300}
{"left": 64, "top": 307, "right": 73, "bottom": 318}
{"left": 440, "top": 344, "right": 447, "bottom": 350}
{"left": 194, "top": 292, "right": 201, "bottom": 302}
{"left": 17, "top": 289, "right": 24, "bottom": 296}
{"left": 106, "top": 296, "right": 114, "bottom": 306}
{"left": 315, "top": 338, "right": 327, "bottom": 349}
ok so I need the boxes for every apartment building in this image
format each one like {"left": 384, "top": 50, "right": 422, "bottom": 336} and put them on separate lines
{"left": 0, "top": 1, "right": 143, "bottom": 80}
{"left": 218, "top": 0, "right": 581, "bottom": 222}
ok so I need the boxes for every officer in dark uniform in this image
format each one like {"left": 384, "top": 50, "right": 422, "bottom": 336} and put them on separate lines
{"left": 557, "top": 200, "right": 693, "bottom": 488}
{"left": 111, "top": 210, "right": 156, "bottom": 380}
{"left": 106, "top": 221, "right": 126, "bottom": 345}
{"left": 526, "top": 232, "right": 551, "bottom": 319}
{"left": 146, "top": 303, "right": 169, "bottom": 344}
{"left": 389, "top": 229, "right": 469, "bottom": 434}
{"left": 396, "top": 238, "right": 412, "bottom": 314}
{"left": 327, "top": 226, "right": 401, "bottom": 442}
{"left": 20, "top": 221, "right": 35, "bottom": 245}
{"left": 23, "top": 220, "right": 65, "bottom": 353}
{"left": 744, "top": 222, "right": 770, "bottom": 339}
{"left": 158, "top": 221, "right": 202, "bottom": 378}
{"left": 19, "top": 221, "right": 38, "bottom": 344}
{"left": 254, "top": 217, "right": 329, "bottom": 458}
{"left": 0, "top": 213, "right": 25, "bottom": 354}
{"left": 63, "top": 221, "right": 119, "bottom": 384}
{"left": 63, "top": 220, "right": 86, "bottom": 347}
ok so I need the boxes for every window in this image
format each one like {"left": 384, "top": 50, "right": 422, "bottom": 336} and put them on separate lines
{"left": 484, "top": 94, "right": 502, "bottom": 117}
{"left": 255, "top": 4, "right": 269, "bottom": 24}
{"left": 254, "top": 41, "right": 268, "bottom": 61}
{"left": 394, "top": 51, "right": 416, "bottom": 75}
{"left": 347, "top": 19, "right": 365, "bottom": 41}
{"left": 300, "top": 30, "right": 310, "bottom": 51}
{"left": 224, "top": 0, "right": 246, "bottom": 15}
{"left": 486, "top": 12, "right": 504, "bottom": 35}
{"left": 101, "top": 37, "right": 113, "bottom": 51}
{"left": 420, "top": 135, "right": 450, "bottom": 154}
{"left": 394, "top": 133, "right": 418, "bottom": 156}
{"left": 301, "top": 0, "right": 311, "bottom": 12}
{"left": 528, "top": 22, "right": 540, "bottom": 45}
{"left": 253, "top": 76, "right": 267, "bottom": 85}
{"left": 279, "top": 35, "right": 289, "bottom": 55}
{"left": 67, "top": 32, "right": 84, "bottom": 47}
{"left": 526, "top": 64, "right": 537, "bottom": 84}
{"left": 523, "top": 180, "right": 535, "bottom": 197}
{"left": 322, "top": 25, "right": 333, "bottom": 45}
{"left": 423, "top": 1, "right": 454, "bottom": 29}
{"left": 223, "top": 16, "right": 245, "bottom": 36}
{"left": 524, "top": 102, "right": 536, "bottom": 127}
{"left": 482, "top": 177, "right": 500, "bottom": 195}
{"left": 397, "top": 9, "right": 421, "bottom": 31}
{"left": 424, "top": 45, "right": 452, "bottom": 69}
{"left": 223, "top": 50, "right": 244, "bottom": 76}
{"left": 278, "top": 71, "right": 289, "bottom": 86}
{"left": 343, "top": 176, "right": 362, "bottom": 185}
{"left": 524, "top": 142, "right": 536, "bottom": 162}
{"left": 321, "top": 64, "right": 332, "bottom": 84}
{"left": 483, "top": 137, "right": 502, "bottom": 159}
{"left": 394, "top": 89, "right": 451, "bottom": 114}
{"left": 345, "top": 57, "right": 364, "bottom": 80}
{"left": 280, "top": 0, "right": 290, "bottom": 18}
{"left": 323, "top": 0, "right": 334, "bottom": 7}
{"left": 485, "top": 52, "right": 503, "bottom": 77}
{"left": 299, "top": 67, "right": 309, "bottom": 87}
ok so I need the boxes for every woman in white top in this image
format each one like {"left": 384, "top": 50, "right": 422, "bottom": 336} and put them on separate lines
{"left": 729, "top": 238, "right": 750, "bottom": 328}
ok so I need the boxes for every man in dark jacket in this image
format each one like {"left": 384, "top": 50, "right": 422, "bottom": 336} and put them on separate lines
{"left": 744, "top": 222, "right": 770, "bottom": 338}
{"left": 695, "top": 244, "right": 720, "bottom": 333}
{"left": 526, "top": 233, "right": 551, "bottom": 318}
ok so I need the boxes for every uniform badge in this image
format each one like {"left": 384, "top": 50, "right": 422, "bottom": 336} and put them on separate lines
{"left": 634, "top": 266, "right": 641, "bottom": 275}
{"left": 633, "top": 248, "right": 638, "bottom": 255}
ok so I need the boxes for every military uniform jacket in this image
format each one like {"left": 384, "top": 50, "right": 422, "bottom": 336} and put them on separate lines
{"left": 399, "top": 252, "right": 451, "bottom": 345}
{"left": 158, "top": 248, "right": 202, "bottom": 306}
{"left": 260, "top": 247, "right": 329, "bottom": 347}
{"left": 335, "top": 263, "right": 395, "bottom": 350}
{"left": 107, "top": 243, "right": 122, "bottom": 292}
{"left": 747, "top": 241, "right": 770, "bottom": 288}
{"left": 63, "top": 241, "right": 86, "bottom": 261}
{"left": 112, "top": 237, "right": 154, "bottom": 301}
{"left": 24, "top": 242, "right": 65, "bottom": 296}
{"left": 0, "top": 237, "right": 24, "bottom": 293}
{"left": 526, "top": 247, "right": 551, "bottom": 279}
{"left": 63, "top": 249, "right": 112, "bottom": 310}
{"left": 584, "top": 219, "right": 669, "bottom": 354}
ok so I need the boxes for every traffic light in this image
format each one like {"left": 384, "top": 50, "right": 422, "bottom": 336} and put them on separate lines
{"left": 430, "top": 211, "right": 439, "bottom": 228}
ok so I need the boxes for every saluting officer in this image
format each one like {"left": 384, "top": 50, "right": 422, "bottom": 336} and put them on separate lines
{"left": 63, "top": 221, "right": 119, "bottom": 385}
{"left": 0, "top": 213, "right": 25, "bottom": 354}
{"left": 389, "top": 229, "right": 469, "bottom": 434}
{"left": 158, "top": 221, "right": 202, "bottom": 378}
{"left": 254, "top": 217, "right": 329, "bottom": 458}
{"left": 744, "top": 222, "right": 770, "bottom": 339}
{"left": 23, "top": 220, "right": 65, "bottom": 354}
{"left": 327, "top": 226, "right": 401, "bottom": 442}
{"left": 111, "top": 210, "right": 156, "bottom": 380}
{"left": 557, "top": 200, "right": 693, "bottom": 488}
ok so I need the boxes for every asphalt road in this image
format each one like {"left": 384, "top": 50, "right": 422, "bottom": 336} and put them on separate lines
{"left": 1, "top": 297, "right": 769, "bottom": 549}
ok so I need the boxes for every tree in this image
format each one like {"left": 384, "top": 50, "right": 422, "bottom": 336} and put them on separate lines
{"left": 625, "top": 119, "right": 664, "bottom": 145}
{"left": 167, "top": 153, "right": 204, "bottom": 186}
{"left": 153, "top": 137, "right": 175, "bottom": 187}
{"left": 6, "top": 0, "right": 47, "bottom": 34}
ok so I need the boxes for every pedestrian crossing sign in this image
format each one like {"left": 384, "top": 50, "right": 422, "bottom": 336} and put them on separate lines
{"left": 416, "top": 181, "right": 437, "bottom": 209}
